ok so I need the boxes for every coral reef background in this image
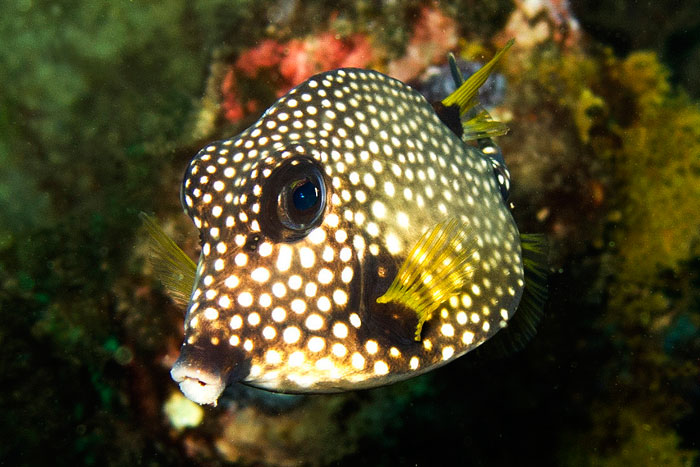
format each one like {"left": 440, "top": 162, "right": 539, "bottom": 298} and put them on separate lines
{"left": 1, "top": 0, "right": 698, "bottom": 465}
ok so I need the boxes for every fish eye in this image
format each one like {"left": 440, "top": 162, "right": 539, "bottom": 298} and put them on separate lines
{"left": 260, "top": 157, "right": 327, "bottom": 241}
{"left": 278, "top": 177, "right": 322, "bottom": 230}
{"left": 292, "top": 180, "right": 319, "bottom": 211}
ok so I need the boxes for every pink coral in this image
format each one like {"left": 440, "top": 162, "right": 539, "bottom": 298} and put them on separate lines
{"left": 279, "top": 32, "right": 373, "bottom": 88}
{"left": 220, "top": 67, "right": 245, "bottom": 122}
{"left": 278, "top": 38, "right": 314, "bottom": 88}
{"left": 235, "top": 39, "right": 284, "bottom": 77}
{"left": 221, "top": 31, "right": 374, "bottom": 122}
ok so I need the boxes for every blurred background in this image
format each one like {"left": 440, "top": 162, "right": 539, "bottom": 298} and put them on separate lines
{"left": 1, "top": 0, "right": 698, "bottom": 465}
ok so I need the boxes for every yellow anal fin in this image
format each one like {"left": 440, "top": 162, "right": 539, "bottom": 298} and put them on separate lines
{"left": 140, "top": 212, "right": 197, "bottom": 307}
{"left": 441, "top": 39, "right": 514, "bottom": 117}
{"left": 376, "top": 219, "right": 477, "bottom": 341}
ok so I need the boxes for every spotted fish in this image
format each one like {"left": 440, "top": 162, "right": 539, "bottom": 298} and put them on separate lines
{"left": 143, "top": 40, "right": 546, "bottom": 405}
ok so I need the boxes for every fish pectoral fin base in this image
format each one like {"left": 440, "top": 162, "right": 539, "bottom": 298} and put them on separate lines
{"left": 462, "top": 107, "right": 509, "bottom": 141}
{"left": 376, "top": 219, "right": 477, "bottom": 341}
{"left": 140, "top": 212, "right": 197, "bottom": 307}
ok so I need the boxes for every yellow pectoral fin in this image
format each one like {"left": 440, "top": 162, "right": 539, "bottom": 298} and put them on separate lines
{"left": 376, "top": 219, "right": 477, "bottom": 340}
{"left": 441, "top": 39, "right": 514, "bottom": 116}
{"left": 140, "top": 212, "right": 197, "bottom": 307}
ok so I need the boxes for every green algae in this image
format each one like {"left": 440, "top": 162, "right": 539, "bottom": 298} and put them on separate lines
{"left": 564, "top": 408, "right": 698, "bottom": 466}
{"left": 0, "top": 0, "right": 255, "bottom": 464}
{"left": 521, "top": 47, "right": 700, "bottom": 277}
{"left": 512, "top": 44, "right": 700, "bottom": 465}
{"left": 613, "top": 54, "right": 700, "bottom": 280}
{"left": 571, "top": 0, "right": 700, "bottom": 98}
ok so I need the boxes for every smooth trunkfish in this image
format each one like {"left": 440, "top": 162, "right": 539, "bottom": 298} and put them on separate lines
{"left": 143, "top": 39, "right": 547, "bottom": 406}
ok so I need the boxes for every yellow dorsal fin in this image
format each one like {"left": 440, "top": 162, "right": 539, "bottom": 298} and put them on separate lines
{"left": 441, "top": 39, "right": 514, "bottom": 116}
{"left": 140, "top": 212, "right": 197, "bottom": 306}
{"left": 376, "top": 219, "right": 477, "bottom": 340}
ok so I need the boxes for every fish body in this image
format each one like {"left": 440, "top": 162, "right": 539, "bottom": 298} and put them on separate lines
{"left": 158, "top": 43, "right": 540, "bottom": 405}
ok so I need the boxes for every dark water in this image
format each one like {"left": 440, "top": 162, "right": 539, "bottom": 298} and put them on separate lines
{"left": 1, "top": 1, "right": 698, "bottom": 465}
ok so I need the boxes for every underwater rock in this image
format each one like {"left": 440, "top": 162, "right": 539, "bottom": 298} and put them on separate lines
{"left": 387, "top": 6, "right": 458, "bottom": 82}
{"left": 4, "top": 0, "right": 699, "bottom": 465}
{"left": 168, "top": 3, "right": 700, "bottom": 464}
{"left": 501, "top": 0, "right": 581, "bottom": 49}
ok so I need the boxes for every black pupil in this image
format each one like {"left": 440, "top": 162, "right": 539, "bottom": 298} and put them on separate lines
{"left": 292, "top": 181, "right": 318, "bottom": 211}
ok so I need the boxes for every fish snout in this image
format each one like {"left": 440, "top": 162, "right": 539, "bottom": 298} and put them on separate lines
{"left": 170, "top": 339, "right": 247, "bottom": 405}
{"left": 170, "top": 358, "right": 227, "bottom": 406}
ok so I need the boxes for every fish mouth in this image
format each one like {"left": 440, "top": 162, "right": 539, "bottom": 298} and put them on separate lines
{"left": 170, "top": 360, "right": 227, "bottom": 406}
